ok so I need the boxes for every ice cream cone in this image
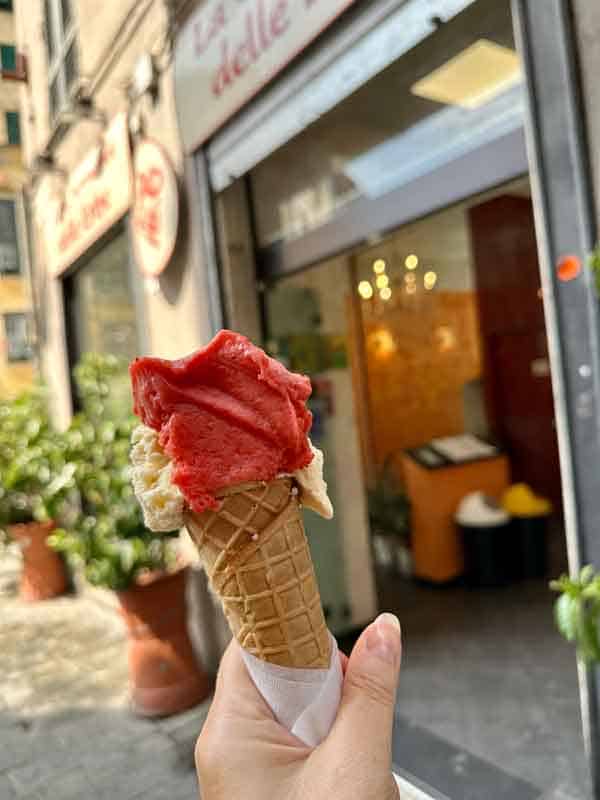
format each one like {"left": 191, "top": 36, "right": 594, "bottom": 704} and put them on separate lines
{"left": 184, "top": 477, "right": 330, "bottom": 668}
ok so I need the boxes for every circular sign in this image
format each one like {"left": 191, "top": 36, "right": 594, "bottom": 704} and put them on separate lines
{"left": 132, "top": 138, "right": 179, "bottom": 277}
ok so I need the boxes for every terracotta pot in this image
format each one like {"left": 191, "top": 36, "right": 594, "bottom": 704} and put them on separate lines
{"left": 117, "top": 567, "right": 211, "bottom": 718}
{"left": 9, "top": 521, "right": 68, "bottom": 602}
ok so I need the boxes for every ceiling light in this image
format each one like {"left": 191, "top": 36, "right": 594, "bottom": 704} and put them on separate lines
{"left": 380, "top": 287, "right": 392, "bottom": 301}
{"left": 376, "top": 274, "right": 389, "bottom": 289}
{"left": 405, "top": 254, "right": 418, "bottom": 270}
{"left": 358, "top": 280, "right": 373, "bottom": 299}
{"left": 411, "top": 39, "right": 521, "bottom": 109}
{"left": 373, "top": 258, "right": 386, "bottom": 274}
{"left": 424, "top": 271, "right": 437, "bottom": 290}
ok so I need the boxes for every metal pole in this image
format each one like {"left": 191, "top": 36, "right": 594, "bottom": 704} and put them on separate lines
{"left": 513, "top": 0, "right": 600, "bottom": 794}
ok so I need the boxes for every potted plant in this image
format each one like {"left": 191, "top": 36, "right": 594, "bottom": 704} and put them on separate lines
{"left": 50, "top": 354, "right": 210, "bottom": 717}
{"left": 551, "top": 566, "right": 600, "bottom": 662}
{"left": 367, "top": 457, "right": 412, "bottom": 576}
{"left": 0, "top": 388, "right": 73, "bottom": 602}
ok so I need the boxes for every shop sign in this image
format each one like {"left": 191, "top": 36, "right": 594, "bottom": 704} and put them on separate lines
{"left": 41, "top": 113, "right": 133, "bottom": 277}
{"left": 175, "top": 0, "right": 357, "bottom": 154}
{"left": 131, "top": 139, "right": 179, "bottom": 277}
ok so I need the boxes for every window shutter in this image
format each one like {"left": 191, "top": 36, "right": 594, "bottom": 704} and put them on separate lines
{"left": 6, "top": 111, "right": 20, "bottom": 145}
{"left": 0, "top": 44, "right": 16, "bottom": 72}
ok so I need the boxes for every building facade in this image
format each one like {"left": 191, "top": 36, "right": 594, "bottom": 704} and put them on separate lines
{"left": 0, "top": 0, "right": 32, "bottom": 398}
{"left": 16, "top": 0, "right": 214, "bottom": 427}
{"left": 16, "top": 0, "right": 600, "bottom": 797}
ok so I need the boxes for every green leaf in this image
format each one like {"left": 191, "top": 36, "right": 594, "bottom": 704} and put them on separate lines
{"left": 579, "top": 604, "right": 600, "bottom": 663}
{"left": 580, "top": 565, "right": 595, "bottom": 585}
{"left": 555, "top": 592, "right": 580, "bottom": 641}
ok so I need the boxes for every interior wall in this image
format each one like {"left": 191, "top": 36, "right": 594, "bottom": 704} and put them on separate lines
{"left": 354, "top": 201, "right": 483, "bottom": 468}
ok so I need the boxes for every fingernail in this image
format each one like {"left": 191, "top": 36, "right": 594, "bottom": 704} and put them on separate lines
{"left": 365, "top": 612, "right": 401, "bottom": 664}
{"left": 377, "top": 612, "right": 401, "bottom": 632}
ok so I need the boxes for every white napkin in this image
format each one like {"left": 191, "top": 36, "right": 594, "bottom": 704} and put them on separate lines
{"left": 240, "top": 632, "right": 407, "bottom": 795}
{"left": 240, "top": 632, "right": 342, "bottom": 747}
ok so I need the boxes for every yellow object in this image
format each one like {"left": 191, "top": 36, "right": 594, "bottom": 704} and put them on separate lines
{"left": 502, "top": 483, "right": 552, "bottom": 517}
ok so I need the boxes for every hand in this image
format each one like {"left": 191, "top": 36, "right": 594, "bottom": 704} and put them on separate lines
{"left": 196, "top": 613, "right": 402, "bottom": 800}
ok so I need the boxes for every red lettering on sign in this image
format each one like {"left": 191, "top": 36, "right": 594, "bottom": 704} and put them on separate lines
{"left": 134, "top": 166, "right": 166, "bottom": 249}
{"left": 271, "top": 0, "right": 289, "bottom": 36}
{"left": 194, "top": 2, "right": 226, "bottom": 56}
{"left": 58, "top": 192, "right": 111, "bottom": 252}
{"left": 212, "top": 0, "right": 291, "bottom": 97}
{"left": 59, "top": 220, "right": 79, "bottom": 253}
{"left": 139, "top": 166, "right": 164, "bottom": 198}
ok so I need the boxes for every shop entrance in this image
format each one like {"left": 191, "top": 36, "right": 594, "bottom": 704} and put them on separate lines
{"left": 262, "top": 176, "right": 587, "bottom": 797}
{"left": 207, "top": 0, "right": 595, "bottom": 794}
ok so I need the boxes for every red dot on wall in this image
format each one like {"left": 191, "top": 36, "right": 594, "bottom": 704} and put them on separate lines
{"left": 557, "top": 254, "right": 581, "bottom": 282}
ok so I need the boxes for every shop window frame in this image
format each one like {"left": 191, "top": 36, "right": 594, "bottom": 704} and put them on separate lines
{"left": 60, "top": 219, "right": 149, "bottom": 408}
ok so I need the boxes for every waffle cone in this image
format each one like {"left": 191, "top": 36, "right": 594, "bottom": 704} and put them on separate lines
{"left": 184, "top": 477, "right": 330, "bottom": 668}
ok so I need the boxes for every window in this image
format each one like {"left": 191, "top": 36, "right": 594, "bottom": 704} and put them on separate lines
{"left": 44, "top": 0, "right": 77, "bottom": 122}
{"left": 4, "top": 313, "right": 32, "bottom": 362}
{"left": 6, "top": 111, "right": 20, "bottom": 145}
{"left": 66, "top": 230, "right": 139, "bottom": 362}
{"left": 0, "top": 44, "right": 15, "bottom": 72}
{"left": 0, "top": 1, "right": 14, "bottom": 11}
{"left": 0, "top": 199, "right": 19, "bottom": 274}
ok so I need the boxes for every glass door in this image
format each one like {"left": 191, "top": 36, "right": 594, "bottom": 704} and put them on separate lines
{"left": 264, "top": 255, "right": 369, "bottom": 635}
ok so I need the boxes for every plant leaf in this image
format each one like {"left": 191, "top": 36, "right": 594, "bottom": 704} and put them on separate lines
{"left": 555, "top": 592, "right": 580, "bottom": 642}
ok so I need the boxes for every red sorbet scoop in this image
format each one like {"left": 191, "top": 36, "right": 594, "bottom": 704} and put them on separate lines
{"left": 130, "top": 330, "right": 314, "bottom": 513}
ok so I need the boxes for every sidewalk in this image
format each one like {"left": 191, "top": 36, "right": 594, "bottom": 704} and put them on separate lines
{"left": 0, "top": 552, "right": 436, "bottom": 800}
{"left": 0, "top": 551, "right": 209, "bottom": 800}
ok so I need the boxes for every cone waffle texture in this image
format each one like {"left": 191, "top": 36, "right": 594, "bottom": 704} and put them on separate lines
{"left": 184, "top": 477, "right": 330, "bottom": 668}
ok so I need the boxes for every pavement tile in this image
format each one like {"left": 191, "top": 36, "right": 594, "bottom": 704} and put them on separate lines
{"left": 0, "top": 774, "right": 19, "bottom": 799}
{"left": 0, "top": 561, "right": 205, "bottom": 800}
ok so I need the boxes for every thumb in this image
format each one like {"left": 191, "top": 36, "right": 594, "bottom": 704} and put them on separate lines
{"left": 331, "top": 613, "right": 401, "bottom": 760}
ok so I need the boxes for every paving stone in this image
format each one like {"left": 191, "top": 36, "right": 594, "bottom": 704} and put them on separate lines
{"left": 0, "top": 774, "right": 19, "bottom": 800}
{"left": 157, "top": 700, "right": 211, "bottom": 739}
{"left": 0, "top": 554, "right": 205, "bottom": 800}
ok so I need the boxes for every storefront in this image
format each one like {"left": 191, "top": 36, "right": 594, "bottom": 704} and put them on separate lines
{"left": 33, "top": 114, "right": 141, "bottom": 404}
{"left": 176, "top": 0, "right": 600, "bottom": 797}
{"left": 33, "top": 106, "right": 193, "bottom": 408}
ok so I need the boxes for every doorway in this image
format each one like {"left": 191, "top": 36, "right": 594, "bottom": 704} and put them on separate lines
{"left": 261, "top": 177, "right": 589, "bottom": 798}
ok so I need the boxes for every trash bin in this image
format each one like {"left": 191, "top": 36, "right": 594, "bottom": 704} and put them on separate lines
{"left": 456, "top": 492, "right": 512, "bottom": 587}
{"left": 502, "top": 484, "right": 552, "bottom": 579}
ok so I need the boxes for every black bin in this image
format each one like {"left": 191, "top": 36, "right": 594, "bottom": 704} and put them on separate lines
{"left": 459, "top": 520, "right": 513, "bottom": 587}
{"left": 512, "top": 515, "right": 548, "bottom": 579}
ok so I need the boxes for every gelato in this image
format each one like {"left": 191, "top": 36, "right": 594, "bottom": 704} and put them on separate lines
{"left": 130, "top": 330, "right": 315, "bottom": 514}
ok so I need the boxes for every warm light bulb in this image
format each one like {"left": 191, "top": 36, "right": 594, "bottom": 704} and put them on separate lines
{"left": 424, "top": 270, "right": 437, "bottom": 290}
{"left": 380, "top": 287, "right": 392, "bottom": 301}
{"left": 373, "top": 259, "right": 386, "bottom": 274}
{"left": 406, "top": 284, "right": 417, "bottom": 295}
{"left": 404, "top": 273, "right": 416, "bottom": 284}
{"left": 376, "top": 274, "right": 389, "bottom": 289}
{"left": 358, "top": 280, "right": 374, "bottom": 299}
{"left": 405, "top": 254, "right": 419, "bottom": 270}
